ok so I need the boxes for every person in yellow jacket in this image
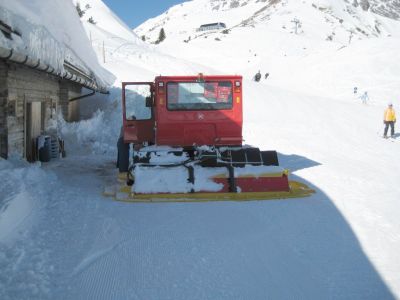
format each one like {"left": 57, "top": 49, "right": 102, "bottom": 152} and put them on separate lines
{"left": 383, "top": 103, "right": 396, "bottom": 138}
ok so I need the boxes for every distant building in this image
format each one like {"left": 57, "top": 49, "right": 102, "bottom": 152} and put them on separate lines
{"left": 0, "top": 6, "right": 111, "bottom": 161}
{"left": 197, "top": 22, "right": 226, "bottom": 32}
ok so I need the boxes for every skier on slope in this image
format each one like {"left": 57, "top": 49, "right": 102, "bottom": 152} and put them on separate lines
{"left": 383, "top": 103, "right": 396, "bottom": 138}
{"left": 359, "top": 91, "right": 369, "bottom": 104}
{"left": 254, "top": 70, "right": 261, "bottom": 82}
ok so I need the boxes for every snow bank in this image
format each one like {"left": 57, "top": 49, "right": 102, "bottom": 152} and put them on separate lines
{"left": 0, "top": 157, "right": 57, "bottom": 243}
{"left": 0, "top": 159, "right": 59, "bottom": 299}
{"left": 58, "top": 107, "right": 120, "bottom": 156}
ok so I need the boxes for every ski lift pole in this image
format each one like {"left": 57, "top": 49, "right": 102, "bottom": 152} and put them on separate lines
{"left": 102, "top": 41, "right": 105, "bottom": 63}
{"left": 291, "top": 18, "right": 300, "bottom": 34}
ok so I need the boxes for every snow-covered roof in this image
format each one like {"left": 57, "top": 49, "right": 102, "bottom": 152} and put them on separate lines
{"left": 0, "top": 0, "right": 115, "bottom": 92}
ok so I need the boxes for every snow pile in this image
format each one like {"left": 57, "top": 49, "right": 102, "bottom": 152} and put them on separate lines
{"left": 0, "top": 0, "right": 114, "bottom": 87}
{"left": 0, "top": 157, "right": 57, "bottom": 243}
{"left": 58, "top": 104, "right": 121, "bottom": 156}
{"left": 0, "top": 157, "right": 60, "bottom": 299}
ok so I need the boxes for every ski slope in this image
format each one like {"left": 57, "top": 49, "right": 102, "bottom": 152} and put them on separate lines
{"left": 1, "top": 0, "right": 400, "bottom": 299}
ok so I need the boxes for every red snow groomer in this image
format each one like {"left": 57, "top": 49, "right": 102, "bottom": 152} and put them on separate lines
{"left": 112, "top": 74, "right": 313, "bottom": 202}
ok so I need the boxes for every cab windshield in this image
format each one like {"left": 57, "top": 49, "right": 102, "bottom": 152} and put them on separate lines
{"left": 167, "top": 81, "right": 233, "bottom": 110}
{"left": 124, "top": 84, "right": 152, "bottom": 121}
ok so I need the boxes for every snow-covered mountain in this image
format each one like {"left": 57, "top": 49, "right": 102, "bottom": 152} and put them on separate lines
{"left": 369, "top": 0, "right": 400, "bottom": 20}
{"left": 135, "top": 0, "right": 400, "bottom": 46}
{"left": 73, "top": 0, "right": 142, "bottom": 42}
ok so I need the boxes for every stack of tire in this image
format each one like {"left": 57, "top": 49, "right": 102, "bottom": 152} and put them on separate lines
{"left": 37, "top": 135, "right": 61, "bottom": 162}
{"left": 50, "top": 136, "right": 59, "bottom": 159}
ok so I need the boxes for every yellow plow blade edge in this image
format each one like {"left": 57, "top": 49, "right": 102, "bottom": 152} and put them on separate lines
{"left": 103, "top": 181, "right": 315, "bottom": 203}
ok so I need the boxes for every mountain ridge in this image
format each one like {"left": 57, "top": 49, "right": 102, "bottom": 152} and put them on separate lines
{"left": 135, "top": 0, "right": 400, "bottom": 46}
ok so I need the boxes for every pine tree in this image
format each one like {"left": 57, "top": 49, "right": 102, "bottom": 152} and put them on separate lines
{"left": 88, "top": 16, "right": 96, "bottom": 25}
{"left": 157, "top": 28, "right": 166, "bottom": 43}
{"left": 76, "top": 3, "right": 85, "bottom": 18}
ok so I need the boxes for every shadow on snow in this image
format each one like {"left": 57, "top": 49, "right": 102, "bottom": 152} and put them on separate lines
{"left": 53, "top": 153, "right": 396, "bottom": 300}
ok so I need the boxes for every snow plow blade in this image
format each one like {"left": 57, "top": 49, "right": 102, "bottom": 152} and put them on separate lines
{"left": 104, "top": 180, "right": 315, "bottom": 203}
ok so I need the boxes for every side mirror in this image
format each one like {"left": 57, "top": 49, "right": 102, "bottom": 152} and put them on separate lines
{"left": 145, "top": 96, "right": 153, "bottom": 107}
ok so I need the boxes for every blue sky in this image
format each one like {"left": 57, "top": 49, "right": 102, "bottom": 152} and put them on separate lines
{"left": 102, "top": 0, "right": 185, "bottom": 29}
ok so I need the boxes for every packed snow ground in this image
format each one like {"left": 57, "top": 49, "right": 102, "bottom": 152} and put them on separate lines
{"left": 1, "top": 0, "right": 400, "bottom": 299}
